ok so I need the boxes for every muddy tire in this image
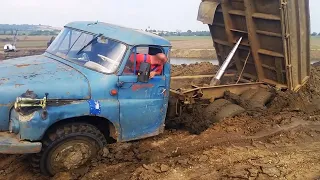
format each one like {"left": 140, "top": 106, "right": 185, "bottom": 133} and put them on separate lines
{"left": 167, "top": 97, "right": 179, "bottom": 119}
{"left": 250, "top": 90, "right": 273, "bottom": 107}
{"left": 214, "top": 104, "right": 245, "bottom": 121}
{"left": 205, "top": 99, "right": 232, "bottom": 121}
{"left": 30, "top": 123, "right": 107, "bottom": 176}
{"left": 240, "top": 89, "right": 259, "bottom": 101}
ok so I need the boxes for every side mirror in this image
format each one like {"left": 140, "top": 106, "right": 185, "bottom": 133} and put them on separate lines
{"left": 138, "top": 62, "right": 151, "bottom": 83}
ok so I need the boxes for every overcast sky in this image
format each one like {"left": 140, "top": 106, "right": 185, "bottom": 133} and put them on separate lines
{"left": 0, "top": 0, "right": 319, "bottom": 32}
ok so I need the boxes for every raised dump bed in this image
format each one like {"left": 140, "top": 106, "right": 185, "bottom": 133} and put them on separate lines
{"left": 198, "top": 0, "right": 310, "bottom": 91}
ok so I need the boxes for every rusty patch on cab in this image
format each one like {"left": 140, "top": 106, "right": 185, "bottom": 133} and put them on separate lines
{"left": 132, "top": 84, "right": 154, "bottom": 91}
{"left": 0, "top": 78, "right": 9, "bottom": 85}
{"left": 15, "top": 84, "right": 24, "bottom": 88}
{"left": 15, "top": 64, "right": 33, "bottom": 68}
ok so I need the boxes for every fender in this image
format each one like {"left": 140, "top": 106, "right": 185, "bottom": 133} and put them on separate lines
{"left": 11, "top": 99, "right": 120, "bottom": 141}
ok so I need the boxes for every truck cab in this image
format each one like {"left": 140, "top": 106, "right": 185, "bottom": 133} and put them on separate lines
{"left": 0, "top": 21, "right": 171, "bottom": 175}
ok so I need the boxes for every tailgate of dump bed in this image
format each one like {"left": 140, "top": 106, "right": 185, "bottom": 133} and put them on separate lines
{"left": 198, "top": 0, "right": 310, "bottom": 91}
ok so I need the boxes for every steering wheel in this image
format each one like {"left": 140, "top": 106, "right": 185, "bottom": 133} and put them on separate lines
{"left": 97, "top": 54, "right": 118, "bottom": 64}
{"left": 79, "top": 52, "right": 90, "bottom": 61}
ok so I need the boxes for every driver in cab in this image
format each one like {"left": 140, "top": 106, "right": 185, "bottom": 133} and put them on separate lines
{"left": 125, "top": 53, "right": 168, "bottom": 78}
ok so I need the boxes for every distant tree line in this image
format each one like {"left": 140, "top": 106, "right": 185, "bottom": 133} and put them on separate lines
{"left": 0, "top": 24, "right": 60, "bottom": 36}
{"left": 0, "top": 24, "right": 38, "bottom": 31}
{"left": 28, "top": 30, "right": 60, "bottom": 36}
{"left": 145, "top": 29, "right": 211, "bottom": 36}
{"left": 311, "top": 32, "right": 320, "bottom": 36}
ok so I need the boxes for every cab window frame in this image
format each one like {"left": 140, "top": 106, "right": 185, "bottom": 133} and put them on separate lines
{"left": 123, "top": 45, "right": 166, "bottom": 76}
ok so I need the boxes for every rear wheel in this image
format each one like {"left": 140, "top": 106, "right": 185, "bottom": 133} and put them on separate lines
{"left": 31, "top": 123, "right": 107, "bottom": 176}
{"left": 205, "top": 99, "right": 232, "bottom": 121}
{"left": 251, "top": 90, "right": 273, "bottom": 104}
{"left": 240, "top": 88, "right": 259, "bottom": 101}
{"left": 214, "top": 104, "right": 245, "bottom": 121}
{"left": 240, "top": 88, "right": 273, "bottom": 108}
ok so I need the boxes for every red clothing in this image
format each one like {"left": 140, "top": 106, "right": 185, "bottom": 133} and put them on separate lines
{"left": 129, "top": 54, "right": 163, "bottom": 74}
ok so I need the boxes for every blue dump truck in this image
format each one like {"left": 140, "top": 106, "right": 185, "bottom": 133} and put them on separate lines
{"left": 0, "top": 0, "right": 310, "bottom": 176}
{"left": 0, "top": 21, "right": 172, "bottom": 175}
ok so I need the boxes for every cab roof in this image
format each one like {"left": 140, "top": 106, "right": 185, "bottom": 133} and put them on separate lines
{"left": 65, "top": 21, "right": 171, "bottom": 47}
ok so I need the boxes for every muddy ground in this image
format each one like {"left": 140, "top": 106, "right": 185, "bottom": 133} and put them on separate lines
{"left": 0, "top": 49, "right": 45, "bottom": 60}
{"left": 0, "top": 51, "right": 320, "bottom": 180}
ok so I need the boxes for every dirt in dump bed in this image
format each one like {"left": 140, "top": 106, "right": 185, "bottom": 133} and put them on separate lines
{"left": 171, "top": 62, "right": 218, "bottom": 77}
{"left": 170, "top": 62, "right": 219, "bottom": 89}
{"left": 1, "top": 52, "right": 320, "bottom": 180}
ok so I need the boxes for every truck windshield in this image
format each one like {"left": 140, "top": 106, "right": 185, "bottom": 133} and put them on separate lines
{"left": 47, "top": 28, "right": 127, "bottom": 74}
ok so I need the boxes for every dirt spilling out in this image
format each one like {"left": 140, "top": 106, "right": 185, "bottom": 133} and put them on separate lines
{"left": 166, "top": 104, "right": 212, "bottom": 135}
{"left": 1, "top": 51, "right": 320, "bottom": 180}
{"left": 168, "top": 62, "right": 320, "bottom": 135}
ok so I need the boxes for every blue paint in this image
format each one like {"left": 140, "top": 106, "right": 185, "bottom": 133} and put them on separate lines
{"left": 0, "top": 21, "right": 172, "bottom": 153}
{"left": 0, "top": 55, "right": 91, "bottom": 131}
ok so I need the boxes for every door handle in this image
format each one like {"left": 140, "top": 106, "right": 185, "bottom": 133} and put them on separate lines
{"left": 117, "top": 81, "right": 124, "bottom": 88}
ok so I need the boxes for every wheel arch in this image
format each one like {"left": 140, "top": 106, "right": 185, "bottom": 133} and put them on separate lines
{"left": 44, "top": 116, "right": 119, "bottom": 142}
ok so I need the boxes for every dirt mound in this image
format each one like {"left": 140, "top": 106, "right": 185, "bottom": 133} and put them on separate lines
{"left": 171, "top": 62, "right": 218, "bottom": 77}
{"left": 170, "top": 62, "right": 218, "bottom": 89}
{"left": 170, "top": 49, "right": 217, "bottom": 59}
{"left": 168, "top": 63, "right": 320, "bottom": 136}
{"left": 266, "top": 64, "right": 320, "bottom": 115}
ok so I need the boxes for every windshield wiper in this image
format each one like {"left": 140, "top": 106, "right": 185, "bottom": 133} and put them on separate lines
{"left": 76, "top": 34, "right": 102, "bottom": 55}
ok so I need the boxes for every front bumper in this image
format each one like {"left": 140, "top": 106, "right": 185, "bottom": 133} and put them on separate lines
{"left": 0, "top": 132, "right": 42, "bottom": 154}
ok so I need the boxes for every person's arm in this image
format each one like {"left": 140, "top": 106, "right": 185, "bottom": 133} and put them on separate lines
{"left": 149, "top": 65, "right": 164, "bottom": 78}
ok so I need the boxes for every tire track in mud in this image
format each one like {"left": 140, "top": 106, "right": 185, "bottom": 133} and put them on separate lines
{"left": 78, "top": 118, "right": 320, "bottom": 180}
{"left": 143, "top": 119, "right": 320, "bottom": 161}
{"left": 1, "top": 115, "right": 319, "bottom": 179}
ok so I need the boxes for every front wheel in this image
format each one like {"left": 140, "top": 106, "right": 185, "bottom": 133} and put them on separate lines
{"left": 30, "top": 123, "right": 107, "bottom": 176}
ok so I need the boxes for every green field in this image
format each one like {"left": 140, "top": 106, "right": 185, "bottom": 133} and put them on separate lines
{"left": 0, "top": 35, "right": 50, "bottom": 49}
{"left": 1, "top": 35, "right": 320, "bottom": 59}
{"left": 311, "top": 36, "right": 320, "bottom": 49}
{"left": 165, "top": 36, "right": 212, "bottom": 41}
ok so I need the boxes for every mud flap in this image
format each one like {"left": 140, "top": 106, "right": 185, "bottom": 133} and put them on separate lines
{"left": 197, "top": 0, "right": 221, "bottom": 25}
{"left": 0, "top": 132, "right": 42, "bottom": 154}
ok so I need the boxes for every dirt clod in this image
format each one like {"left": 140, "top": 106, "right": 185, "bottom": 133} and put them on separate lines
{"left": 52, "top": 172, "right": 73, "bottom": 180}
{"left": 102, "top": 147, "right": 109, "bottom": 157}
{"left": 262, "top": 167, "right": 281, "bottom": 177}
{"left": 248, "top": 168, "right": 259, "bottom": 177}
{"left": 160, "top": 164, "right": 169, "bottom": 172}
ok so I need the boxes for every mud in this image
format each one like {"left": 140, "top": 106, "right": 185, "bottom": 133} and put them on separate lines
{"left": 1, "top": 51, "right": 320, "bottom": 180}
{"left": 166, "top": 104, "right": 212, "bottom": 135}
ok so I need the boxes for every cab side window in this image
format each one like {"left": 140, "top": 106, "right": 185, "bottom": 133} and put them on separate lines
{"left": 123, "top": 46, "right": 166, "bottom": 76}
